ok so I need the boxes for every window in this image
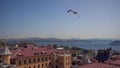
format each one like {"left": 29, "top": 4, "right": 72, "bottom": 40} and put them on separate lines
{"left": 46, "top": 63, "right": 47, "bottom": 66}
{"left": 34, "top": 65, "right": 36, "bottom": 68}
{"left": 19, "top": 61, "right": 21, "bottom": 65}
{"left": 38, "top": 58, "right": 40, "bottom": 62}
{"left": 61, "top": 62, "right": 62, "bottom": 65}
{"left": 56, "top": 65, "right": 58, "bottom": 68}
{"left": 29, "top": 59, "right": 31, "bottom": 63}
{"left": 61, "top": 57, "right": 62, "bottom": 60}
{"left": 29, "top": 66, "right": 31, "bottom": 68}
{"left": 42, "top": 64, "right": 44, "bottom": 68}
{"left": 24, "top": 60, "right": 26, "bottom": 64}
{"left": 49, "top": 56, "right": 51, "bottom": 60}
{"left": 46, "top": 57, "right": 47, "bottom": 61}
{"left": 10, "top": 59, "right": 15, "bottom": 64}
{"left": 0, "top": 56, "right": 2, "bottom": 63}
{"left": 42, "top": 58, "right": 44, "bottom": 61}
{"left": 34, "top": 58, "right": 36, "bottom": 63}
{"left": 38, "top": 64, "right": 40, "bottom": 68}
{"left": 49, "top": 63, "right": 51, "bottom": 66}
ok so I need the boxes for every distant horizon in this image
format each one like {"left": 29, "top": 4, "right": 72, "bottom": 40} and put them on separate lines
{"left": 0, "top": 36, "right": 120, "bottom": 40}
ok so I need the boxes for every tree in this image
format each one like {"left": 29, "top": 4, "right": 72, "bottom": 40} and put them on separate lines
{"left": 60, "top": 45, "right": 64, "bottom": 47}
{"left": 48, "top": 44, "right": 52, "bottom": 48}
{"left": 64, "top": 46, "right": 69, "bottom": 50}
{"left": 72, "top": 52, "right": 76, "bottom": 57}
{"left": 40, "top": 44, "right": 44, "bottom": 48}
{"left": 71, "top": 46, "right": 77, "bottom": 51}
{"left": 53, "top": 44, "right": 58, "bottom": 48}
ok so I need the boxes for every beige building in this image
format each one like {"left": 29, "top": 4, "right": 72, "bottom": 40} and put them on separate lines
{"left": 0, "top": 45, "right": 71, "bottom": 68}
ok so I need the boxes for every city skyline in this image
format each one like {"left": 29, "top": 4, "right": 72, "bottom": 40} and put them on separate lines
{"left": 0, "top": 0, "right": 120, "bottom": 39}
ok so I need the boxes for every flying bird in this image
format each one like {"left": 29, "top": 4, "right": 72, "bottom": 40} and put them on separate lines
{"left": 67, "top": 9, "right": 80, "bottom": 17}
{"left": 67, "top": 9, "right": 78, "bottom": 14}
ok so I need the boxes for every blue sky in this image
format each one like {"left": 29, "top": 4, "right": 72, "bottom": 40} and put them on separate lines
{"left": 0, "top": 0, "right": 120, "bottom": 39}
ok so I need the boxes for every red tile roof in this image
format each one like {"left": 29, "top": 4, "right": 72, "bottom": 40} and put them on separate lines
{"left": 107, "top": 55, "right": 120, "bottom": 66}
{"left": 78, "top": 62, "right": 120, "bottom": 68}
{"left": 10, "top": 45, "right": 71, "bottom": 59}
{"left": 10, "top": 45, "right": 54, "bottom": 59}
{"left": 112, "top": 55, "right": 120, "bottom": 59}
{"left": 108, "top": 60, "right": 120, "bottom": 66}
{"left": 77, "top": 55, "right": 120, "bottom": 68}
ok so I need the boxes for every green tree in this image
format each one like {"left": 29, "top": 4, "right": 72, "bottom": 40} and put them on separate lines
{"left": 60, "top": 45, "right": 64, "bottom": 47}
{"left": 53, "top": 44, "right": 58, "bottom": 48}
{"left": 72, "top": 52, "right": 76, "bottom": 57}
{"left": 48, "top": 44, "right": 52, "bottom": 48}
{"left": 71, "top": 46, "right": 77, "bottom": 51}
{"left": 40, "top": 44, "right": 44, "bottom": 48}
{"left": 64, "top": 46, "right": 69, "bottom": 50}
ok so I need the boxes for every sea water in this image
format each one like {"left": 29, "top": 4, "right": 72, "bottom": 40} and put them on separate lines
{"left": 35, "top": 41, "right": 120, "bottom": 51}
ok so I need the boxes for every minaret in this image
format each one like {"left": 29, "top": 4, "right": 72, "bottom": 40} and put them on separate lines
{"left": 0, "top": 45, "right": 11, "bottom": 64}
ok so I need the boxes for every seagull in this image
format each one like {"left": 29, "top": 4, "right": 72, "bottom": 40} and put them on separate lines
{"left": 67, "top": 9, "right": 78, "bottom": 14}
{"left": 67, "top": 9, "right": 80, "bottom": 17}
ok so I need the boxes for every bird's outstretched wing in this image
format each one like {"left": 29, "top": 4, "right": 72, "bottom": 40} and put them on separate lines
{"left": 67, "top": 9, "right": 80, "bottom": 18}
{"left": 73, "top": 11, "right": 78, "bottom": 15}
{"left": 67, "top": 9, "right": 73, "bottom": 13}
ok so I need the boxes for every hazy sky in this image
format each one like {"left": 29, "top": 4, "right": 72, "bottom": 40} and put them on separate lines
{"left": 0, "top": 0, "right": 120, "bottom": 39}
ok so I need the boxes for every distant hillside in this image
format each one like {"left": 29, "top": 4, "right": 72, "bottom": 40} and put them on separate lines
{"left": 0, "top": 38, "right": 66, "bottom": 44}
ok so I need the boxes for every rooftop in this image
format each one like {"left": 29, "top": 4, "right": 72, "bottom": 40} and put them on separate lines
{"left": 73, "top": 54, "right": 120, "bottom": 68}
{"left": 77, "top": 62, "right": 120, "bottom": 68}
{"left": 108, "top": 55, "right": 120, "bottom": 66}
{"left": 10, "top": 45, "right": 71, "bottom": 59}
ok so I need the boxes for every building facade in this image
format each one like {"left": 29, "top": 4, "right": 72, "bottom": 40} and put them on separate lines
{"left": 0, "top": 45, "right": 71, "bottom": 68}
